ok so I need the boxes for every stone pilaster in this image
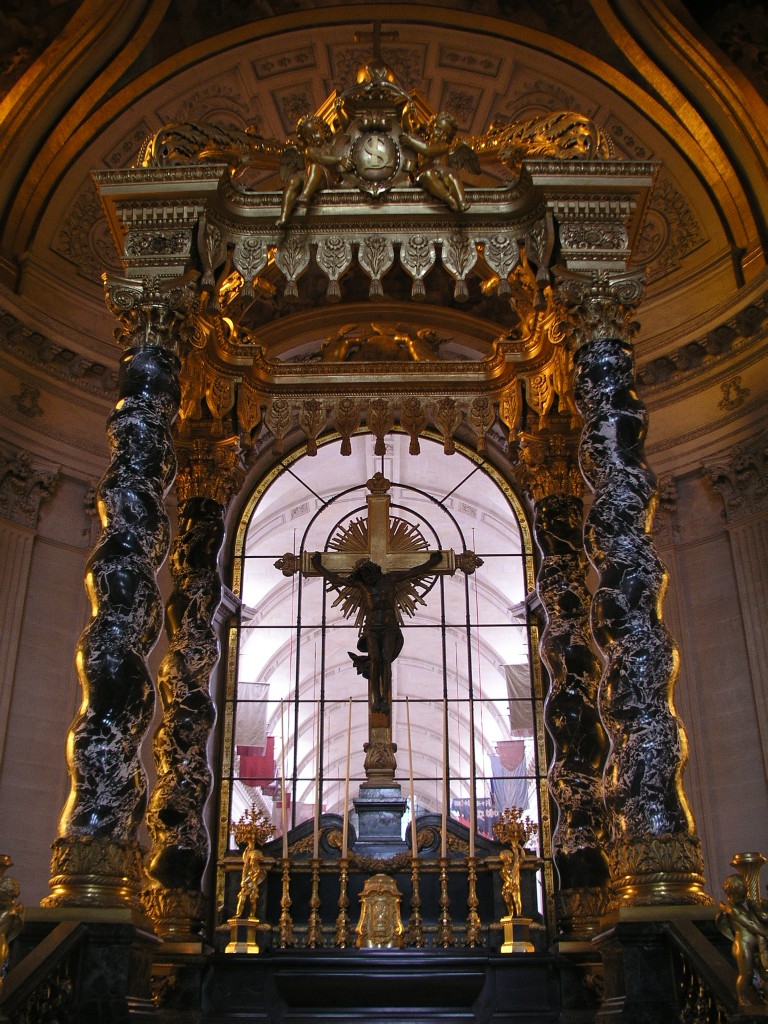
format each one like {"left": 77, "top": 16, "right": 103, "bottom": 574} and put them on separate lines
{"left": 704, "top": 432, "right": 768, "bottom": 783}
{"left": 0, "top": 446, "right": 58, "bottom": 767}
{"left": 515, "top": 420, "right": 610, "bottom": 938}
{"left": 43, "top": 276, "right": 197, "bottom": 910}
{"left": 144, "top": 435, "right": 246, "bottom": 941}
{"left": 562, "top": 271, "right": 710, "bottom": 908}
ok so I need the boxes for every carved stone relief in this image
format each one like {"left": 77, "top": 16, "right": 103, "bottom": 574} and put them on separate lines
{"left": 633, "top": 172, "right": 707, "bottom": 283}
{"left": 0, "top": 444, "right": 58, "bottom": 528}
{"left": 52, "top": 179, "right": 122, "bottom": 282}
{"left": 704, "top": 431, "right": 768, "bottom": 524}
{"left": 0, "top": 309, "right": 118, "bottom": 397}
{"left": 328, "top": 43, "right": 426, "bottom": 92}
{"left": 636, "top": 290, "right": 768, "bottom": 390}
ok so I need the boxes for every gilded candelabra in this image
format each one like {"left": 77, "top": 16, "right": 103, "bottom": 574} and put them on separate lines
{"left": 226, "top": 805, "right": 275, "bottom": 954}
{"left": 493, "top": 808, "right": 538, "bottom": 953}
{"left": 0, "top": 857, "right": 24, "bottom": 998}
{"left": 716, "top": 851, "right": 768, "bottom": 1009}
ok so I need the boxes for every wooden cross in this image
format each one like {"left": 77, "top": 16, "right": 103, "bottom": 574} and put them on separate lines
{"left": 354, "top": 22, "right": 400, "bottom": 62}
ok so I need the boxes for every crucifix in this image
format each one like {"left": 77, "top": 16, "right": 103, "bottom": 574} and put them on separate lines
{"left": 354, "top": 22, "right": 400, "bottom": 62}
{"left": 275, "top": 472, "right": 482, "bottom": 786}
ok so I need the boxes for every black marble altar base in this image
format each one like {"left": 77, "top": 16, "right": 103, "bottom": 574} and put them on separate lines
{"left": 202, "top": 949, "right": 561, "bottom": 1023}
{"left": 593, "top": 915, "right": 725, "bottom": 1024}
{"left": 7, "top": 909, "right": 159, "bottom": 1023}
{"left": 353, "top": 785, "right": 409, "bottom": 857}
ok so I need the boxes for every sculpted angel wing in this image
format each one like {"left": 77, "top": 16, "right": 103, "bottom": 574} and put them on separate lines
{"left": 447, "top": 141, "right": 481, "bottom": 175}
{"left": 279, "top": 145, "right": 304, "bottom": 182}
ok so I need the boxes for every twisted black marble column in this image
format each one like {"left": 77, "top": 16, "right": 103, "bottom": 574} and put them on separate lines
{"left": 517, "top": 427, "right": 610, "bottom": 938}
{"left": 569, "top": 283, "right": 709, "bottom": 906}
{"left": 44, "top": 279, "right": 190, "bottom": 909}
{"left": 144, "top": 439, "right": 242, "bottom": 940}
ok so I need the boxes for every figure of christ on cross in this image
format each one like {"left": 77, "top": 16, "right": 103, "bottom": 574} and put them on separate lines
{"left": 310, "top": 550, "right": 442, "bottom": 714}
{"left": 273, "top": 473, "right": 483, "bottom": 784}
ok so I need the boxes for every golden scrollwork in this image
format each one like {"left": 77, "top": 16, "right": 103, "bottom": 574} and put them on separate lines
{"left": 470, "top": 110, "right": 614, "bottom": 177}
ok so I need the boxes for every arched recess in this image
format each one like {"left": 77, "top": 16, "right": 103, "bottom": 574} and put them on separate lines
{"left": 215, "top": 429, "right": 553, "bottom": 921}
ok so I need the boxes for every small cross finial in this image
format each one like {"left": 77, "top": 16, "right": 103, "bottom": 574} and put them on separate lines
{"left": 354, "top": 21, "right": 399, "bottom": 61}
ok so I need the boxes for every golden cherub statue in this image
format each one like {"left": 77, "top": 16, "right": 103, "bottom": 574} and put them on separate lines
{"left": 230, "top": 805, "right": 275, "bottom": 921}
{"left": 400, "top": 112, "right": 479, "bottom": 213}
{"left": 716, "top": 873, "right": 768, "bottom": 1007}
{"left": 493, "top": 808, "right": 538, "bottom": 920}
{"left": 276, "top": 114, "right": 353, "bottom": 227}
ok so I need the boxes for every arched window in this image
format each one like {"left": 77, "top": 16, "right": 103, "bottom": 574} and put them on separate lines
{"left": 218, "top": 431, "right": 551, "bottom": 920}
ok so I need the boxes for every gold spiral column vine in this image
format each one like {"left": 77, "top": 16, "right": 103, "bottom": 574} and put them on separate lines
{"left": 560, "top": 271, "right": 710, "bottom": 909}
{"left": 143, "top": 432, "right": 246, "bottom": 942}
{"left": 514, "top": 416, "right": 610, "bottom": 937}
{"left": 43, "top": 276, "right": 197, "bottom": 910}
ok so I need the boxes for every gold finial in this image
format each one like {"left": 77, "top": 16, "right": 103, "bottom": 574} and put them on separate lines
{"left": 366, "top": 471, "right": 391, "bottom": 496}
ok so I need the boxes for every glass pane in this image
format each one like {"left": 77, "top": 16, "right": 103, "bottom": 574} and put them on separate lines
{"left": 228, "top": 432, "right": 542, "bottom": 876}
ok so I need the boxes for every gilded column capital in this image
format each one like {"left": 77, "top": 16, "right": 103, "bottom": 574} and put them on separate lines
{"left": 104, "top": 273, "right": 203, "bottom": 354}
{"left": 175, "top": 435, "right": 247, "bottom": 508}
{"left": 703, "top": 430, "right": 768, "bottom": 524}
{"left": 554, "top": 269, "right": 644, "bottom": 348}
{"left": 512, "top": 422, "right": 583, "bottom": 502}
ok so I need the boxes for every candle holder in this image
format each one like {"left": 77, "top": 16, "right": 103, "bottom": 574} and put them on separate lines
{"left": 405, "top": 856, "right": 425, "bottom": 947}
{"left": 278, "top": 857, "right": 296, "bottom": 948}
{"left": 435, "top": 857, "right": 456, "bottom": 948}
{"left": 464, "top": 855, "right": 483, "bottom": 947}
{"left": 335, "top": 858, "right": 352, "bottom": 947}
{"left": 306, "top": 858, "right": 324, "bottom": 948}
